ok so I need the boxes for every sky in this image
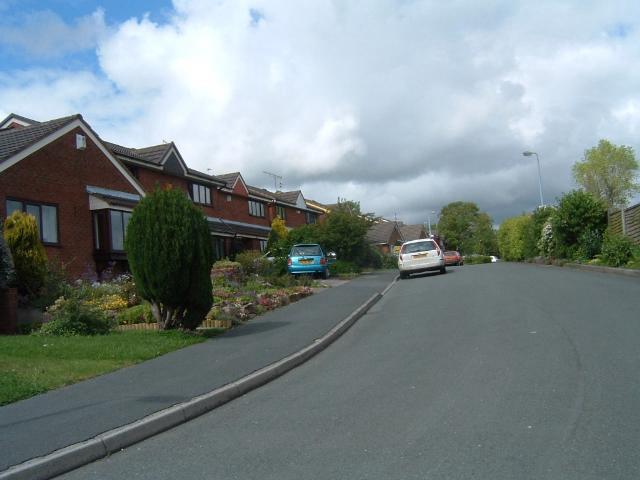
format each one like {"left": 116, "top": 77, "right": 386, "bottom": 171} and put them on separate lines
{"left": 1, "top": 0, "right": 640, "bottom": 225}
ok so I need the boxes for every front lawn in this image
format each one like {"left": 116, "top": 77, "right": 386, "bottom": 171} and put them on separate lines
{"left": 0, "top": 331, "right": 207, "bottom": 406}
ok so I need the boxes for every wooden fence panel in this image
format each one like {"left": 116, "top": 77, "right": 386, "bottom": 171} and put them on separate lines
{"left": 609, "top": 203, "right": 640, "bottom": 244}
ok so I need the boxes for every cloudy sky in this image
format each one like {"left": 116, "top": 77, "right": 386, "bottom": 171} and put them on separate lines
{"left": 1, "top": 0, "right": 639, "bottom": 224}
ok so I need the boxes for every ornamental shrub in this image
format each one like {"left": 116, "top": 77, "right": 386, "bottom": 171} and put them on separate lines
{"left": 125, "top": 187, "right": 213, "bottom": 330}
{"left": 40, "top": 297, "right": 114, "bottom": 335}
{"left": 235, "top": 250, "right": 270, "bottom": 276}
{"left": 552, "top": 190, "right": 607, "bottom": 260}
{"left": 117, "top": 303, "right": 154, "bottom": 325}
{"left": 600, "top": 231, "right": 636, "bottom": 267}
{"left": 3, "top": 211, "right": 47, "bottom": 297}
{"left": 0, "top": 223, "right": 15, "bottom": 290}
{"left": 537, "top": 221, "right": 554, "bottom": 257}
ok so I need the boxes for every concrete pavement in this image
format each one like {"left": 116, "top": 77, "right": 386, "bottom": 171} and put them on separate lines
{"left": 0, "top": 270, "right": 398, "bottom": 479}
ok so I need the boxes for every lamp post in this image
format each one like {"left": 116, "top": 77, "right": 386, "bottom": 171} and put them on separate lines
{"left": 427, "top": 210, "right": 436, "bottom": 236}
{"left": 522, "top": 151, "right": 545, "bottom": 207}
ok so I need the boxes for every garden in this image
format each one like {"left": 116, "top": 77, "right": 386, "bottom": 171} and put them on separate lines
{"left": 0, "top": 189, "right": 387, "bottom": 404}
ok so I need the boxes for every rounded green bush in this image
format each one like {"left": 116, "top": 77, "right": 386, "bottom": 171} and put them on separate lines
{"left": 40, "top": 297, "right": 114, "bottom": 336}
{"left": 601, "top": 232, "right": 636, "bottom": 267}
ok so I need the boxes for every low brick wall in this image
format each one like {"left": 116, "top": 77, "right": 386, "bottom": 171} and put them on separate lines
{"left": 0, "top": 288, "right": 17, "bottom": 334}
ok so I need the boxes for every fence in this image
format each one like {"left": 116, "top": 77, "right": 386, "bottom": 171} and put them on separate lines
{"left": 608, "top": 202, "right": 640, "bottom": 244}
{"left": 116, "top": 318, "right": 232, "bottom": 331}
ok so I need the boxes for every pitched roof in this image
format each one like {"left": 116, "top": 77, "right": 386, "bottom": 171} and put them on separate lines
{"left": 399, "top": 224, "right": 427, "bottom": 241}
{"left": 105, "top": 141, "right": 172, "bottom": 165}
{"left": 133, "top": 143, "right": 172, "bottom": 164}
{"left": 274, "top": 190, "right": 301, "bottom": 204}
{"left": 247, "top": 185, "right": 276, "bottom": 200}
{"left": 216, "top": 172, "right": 242, "bottom": 188}
{"left": 0, "top": 113, "right": 40, "bottom": 129}
{"left": 0, "top": 114, "right": 80, "bottom": 163}
{"left": 366, "top": 222, "right": 403, "bottom": 244}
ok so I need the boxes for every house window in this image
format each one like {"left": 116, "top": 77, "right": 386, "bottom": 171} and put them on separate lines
{"left": 6, "top": 199, "right": 59, "bottom": 244}
{"left": 276, "top": 205, "right": 286, "bottom": 220}
{"left": 248, "top": 200, "right": 265, "bottom": 217}
{"left": 191, "top": 183, "right": 212, "bottom": 205}
{"left": 259, "top": 239, "right": 268, "bottom": 252}
{"left": 305, "top": 211, "right": 318, "bottom": 224}
{"left": 109, "top": 210, "right": 132, "bottom": 251}
{"left": 211, "top": 237, "right": 225, "bottom": 262}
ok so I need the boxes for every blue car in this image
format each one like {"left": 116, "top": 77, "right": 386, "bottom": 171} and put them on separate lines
{"left": 287, "top": 243, "right": 331, "bottom": 279}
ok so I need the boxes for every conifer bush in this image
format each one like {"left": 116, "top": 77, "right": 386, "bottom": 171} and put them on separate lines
{"left": 3, "top": 211, "right": 47, "bottom": 297}
{"left": 125, "top": 187, "right": 213, "bottom": 330}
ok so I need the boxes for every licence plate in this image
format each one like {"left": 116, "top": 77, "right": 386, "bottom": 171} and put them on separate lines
{"left": 299, "top": 259, "right": 313, "bottom": 264}
{"left": 413, "top": 253, "right": 427, "bottom": 258}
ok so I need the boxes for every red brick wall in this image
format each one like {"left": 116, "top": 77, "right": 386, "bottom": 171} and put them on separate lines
{"left": 136, "top": 168, "right": 189, "bottom": 194}
{"left": 205, "top": 190, "right": 272, "bottom": 228}
{"left": 282, "top": 205, "right": 308, "bottom": 228}
{"left": 0, "top": 127, "right": 140, "bottom": 278}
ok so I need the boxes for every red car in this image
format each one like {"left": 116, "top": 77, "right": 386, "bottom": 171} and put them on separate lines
{"left": 444, "top": 251, "right": 463, "bottom": 266}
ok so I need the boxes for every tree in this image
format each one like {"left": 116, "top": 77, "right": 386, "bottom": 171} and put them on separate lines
{"left": 125, "top": 187, "right": 213, "bottom": 330}
{"left": 573, "top": 139, "right": 639, "bottom": 209}
{"left": 471, "top": 212, "right": 498, "bottom": 255}
{"left": 551, "top": 190, "right": 607, "bottom": 260}
{"left": 319, "top": 200, "right": 374, "bottom": 266}
{"left": 438, "top": 202, "right": 496, "bottom": 254}
{"left": 3, "top": 211, "right": 47, "bottom": 297}
{"left": 497, "top": 215, "right": 533, "bottom": 261}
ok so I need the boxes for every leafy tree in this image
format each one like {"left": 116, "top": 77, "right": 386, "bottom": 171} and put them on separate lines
{"left": 551, "top": 190, "right": 607, "bottom": 260}
{"left": 497, "top": 215, "right": 533, "bottom": 261}
{"left": 471, "top": 212, "right": 498, "bottom": 255}
{"left": 319, "top": 200, "right": 375, "bottom": 266}
{"left": 438, "top": 202, "right": 479, "bottom": 253}
{"left": 0, "top": 223, "right": 15, "bottom": 290}
{"left": 438, "top": 202, "right": 496, "bottom": 254}
{"left": 573, "top": 139, "right": 639, "bottom": 209}
{"left": 125, "top": 187, "right": 213, "bottom": 330}
{"left": 3, "top": 211, "right": 47, "bottom": 297}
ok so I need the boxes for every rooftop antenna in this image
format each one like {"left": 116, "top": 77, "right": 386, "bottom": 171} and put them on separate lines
{"left": 263, "top": 170, "right": 283, "bottom": 191}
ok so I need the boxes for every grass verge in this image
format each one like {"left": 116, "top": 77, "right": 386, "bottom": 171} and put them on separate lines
{"left": 0, "top": 330, "right": 208, "bottom": 406}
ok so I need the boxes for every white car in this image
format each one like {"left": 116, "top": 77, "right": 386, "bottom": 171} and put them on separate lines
{"left": 398, "top": 239, "right": 446, "bottom": 279}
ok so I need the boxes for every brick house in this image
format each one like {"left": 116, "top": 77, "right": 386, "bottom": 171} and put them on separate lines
{"left": 366, "top": 221, "right": 405, "bottom": 254}
{"left": 0, "top": 112, "right": 328, "bottom": 278}
{"left": 0, "top": 114, "right": 145, "bottom": 278}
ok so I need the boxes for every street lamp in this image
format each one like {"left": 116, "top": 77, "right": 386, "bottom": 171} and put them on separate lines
{"left": 522, "top": 151, "right": 545, "bottom": 207}
{"left": 427, "top": 210, "right": 436, "bottom": 236}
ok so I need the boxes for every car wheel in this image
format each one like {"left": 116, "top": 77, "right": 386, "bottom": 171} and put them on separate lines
{"left": 399, "top": 271, "right": 408, "bottom": 280}
{"left": 322, "top": 269, "right": 329, "bottom": 280}
{"left": 440, "top": 266, "right": 447, "bottom": 274}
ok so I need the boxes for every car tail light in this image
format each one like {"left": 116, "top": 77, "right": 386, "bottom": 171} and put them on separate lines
{"left": 399, "top": 254, "right": 404, "bottom": 261}
{"left": 287, "top": 258, "right": 292, "bottom": 266}
{"left": 320, "top": 257, "right": 327, "bottom": 265}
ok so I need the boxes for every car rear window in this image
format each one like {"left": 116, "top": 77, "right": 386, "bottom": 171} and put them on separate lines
{"left": 291, "top": 245, "right": 322, "bottom": 256}
{"left": 402, "top": 241, "right": 437, "bottom": 254}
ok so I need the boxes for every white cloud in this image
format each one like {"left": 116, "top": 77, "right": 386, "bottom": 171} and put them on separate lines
{"left": 2, "top": 0, "right": 640, "bottom": 223}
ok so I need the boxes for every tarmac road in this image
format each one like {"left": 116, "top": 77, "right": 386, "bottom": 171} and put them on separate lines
{"left": 61, "top": 263, "right": 640, "bottom": 480}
